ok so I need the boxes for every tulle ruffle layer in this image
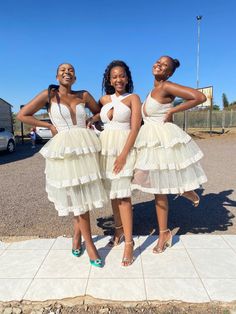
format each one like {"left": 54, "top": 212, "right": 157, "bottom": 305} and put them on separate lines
{"left": 40, "top": 127, "right": 107, "bottom": 215}
{"left": 40, "top": 128, "right": 101, "bottom": 159}
{"left": 100, "top": 128, "right": 135, "bottom": 198}
{"left": 132, "top": 122, "right": 207, "bottom": 194}
{"left": 135, "top": 122, "right": 191, "bottom": 149}
{"left": 46, "top": 179, "right": 107, "bottom": 216}
{"left": 103, "top": 177, "right": 132, "bottom": 199}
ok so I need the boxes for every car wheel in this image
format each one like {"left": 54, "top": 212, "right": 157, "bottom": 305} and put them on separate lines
{"left": 7, "top": 139, "right": 15, "bottom": 153}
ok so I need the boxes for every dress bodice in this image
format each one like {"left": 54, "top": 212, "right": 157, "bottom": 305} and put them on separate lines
{"left": 100, "top": 93, "right": 131, "bottom": 130}
{"left": 142, "top": 92, "right": 173, "bottom": 123}
{"left": 49, "top": 102, "right": 86, "bottom": 132}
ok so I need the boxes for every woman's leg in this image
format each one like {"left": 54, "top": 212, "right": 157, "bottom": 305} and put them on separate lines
{"left": 109, "top": 199, "right": 124, "bottom": 245}
{"left": 73, "top": 216, "right": 82, "bottom": 250}
{"left": 117, "top": 197, "right": 134, "bottom": 266}
{"left": 154, "top": 194, "right": 171, "bottom": 252}
{"left": 75, "top": 212, "right": 100, "bottom": 261}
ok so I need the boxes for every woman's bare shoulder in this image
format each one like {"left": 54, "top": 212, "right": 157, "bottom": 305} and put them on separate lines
{"left": 99, "top": 94, "right": 111, "bottom": 105}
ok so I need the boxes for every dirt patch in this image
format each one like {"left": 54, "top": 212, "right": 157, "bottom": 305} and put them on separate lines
{"left": 0, "top": 299, "right": 236, "bottom": 314}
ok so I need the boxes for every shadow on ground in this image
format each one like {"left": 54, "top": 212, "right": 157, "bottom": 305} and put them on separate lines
{"left": 0, "top": 142, "right": 43, "bottom": 165}
{"left": 97, "top": 189, "right": 235, "bottom": 235}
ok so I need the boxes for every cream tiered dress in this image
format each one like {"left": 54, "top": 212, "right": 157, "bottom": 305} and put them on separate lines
{"left": 100, "top": 93, "right": 136, "bottom": 199}
{"left": 131, "top": 92, "right": 207, "bottom": 194}
{"left": 40, "top": 102, "right": 107, "bottom": 216}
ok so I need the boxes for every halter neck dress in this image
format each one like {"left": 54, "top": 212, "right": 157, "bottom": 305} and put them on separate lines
{"left": 99, "top": 93, "right": 136, "bottom": 199}
{"left": 131, "top": 92, "right": 207, "bottom": 194}
{"left": 40, "top": 101, "right": 107, "bottom": 216}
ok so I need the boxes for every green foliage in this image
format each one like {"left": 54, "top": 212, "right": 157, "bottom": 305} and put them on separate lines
{"left": 222, "top": 93, "right": 229, "bottom": 108}
{"left": 213, "top": 104, "right": 220, "bottom": 111}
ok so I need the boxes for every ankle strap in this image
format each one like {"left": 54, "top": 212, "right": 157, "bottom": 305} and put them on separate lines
{"left": 159, "top": 229, "right": 170, "bottom": 233}
{"left": 125, "top": 240, "right": 134, "bottom": 245}
{"left": 115, "top": 225, "right": 123, "bottom": 229}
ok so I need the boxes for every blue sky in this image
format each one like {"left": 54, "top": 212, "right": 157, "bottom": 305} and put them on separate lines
{"left": 1, "top": 0, "right": 235, "bottom": 112}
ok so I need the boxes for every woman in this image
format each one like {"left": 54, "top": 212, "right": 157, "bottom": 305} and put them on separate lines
{"left": 17, "top": 63, "right": 107, "bottom": 267}
{"left": 90, "top": 60, "right": 142, "bottom": 266}
{"left": 131, "top": 56, "right": 207, "bottom": 253}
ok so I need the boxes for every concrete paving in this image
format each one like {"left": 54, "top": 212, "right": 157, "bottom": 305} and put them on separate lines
{"left": 1, "top": 235, "right": 236, "bottom": 303}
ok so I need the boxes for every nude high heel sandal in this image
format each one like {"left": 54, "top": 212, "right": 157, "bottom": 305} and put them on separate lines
{"left": 121, "top": 240, "right": 135, "bottom": 267}
{"left": 108, "top": 225, "right": 124, "bottom": 247}
{"left": 174, "top": 191, "right": 200, "bottom": 207}
{"left": 153, "top": 229, "right": 173, "bottom": 254}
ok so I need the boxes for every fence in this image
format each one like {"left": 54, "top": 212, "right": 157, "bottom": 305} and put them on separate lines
{"left": 174, "top": 110, "right": 236, "bottom": 131}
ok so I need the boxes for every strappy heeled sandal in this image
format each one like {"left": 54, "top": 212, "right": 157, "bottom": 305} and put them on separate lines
{"left": 174, "top": 191, "right": 200, "bottom": 207}
{"left": 108, "top": 225, "right": 124, "bottom": 247}
{"left": 121, "top": 240, "right": 135, "bottom": 267}
{"left": 72, "top": 235, "right": 84, "bottom": 257}
{"left": 153, "top": 229, "right": 172, "bottom": 254}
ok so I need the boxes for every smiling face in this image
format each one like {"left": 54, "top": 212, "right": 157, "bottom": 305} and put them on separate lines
{"left": 152, "top": 56, "right": 173, "bottom": 79}
{"left": 56, "top": 63, "right": 76, "bottom": 86}
{"left": 110, "top": 66, "right": 128, "bottom": 94}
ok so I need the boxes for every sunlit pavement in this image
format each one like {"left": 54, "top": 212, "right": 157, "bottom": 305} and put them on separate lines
{"left": 1, "top": 235, "right": 236, "bottom": 303}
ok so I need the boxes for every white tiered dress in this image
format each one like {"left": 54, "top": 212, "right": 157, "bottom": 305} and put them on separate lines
{"left": 40, "top": 102, "right": 107, "bottom": 216}
{"left": 99, "top": 93, "right": 136, "bottom": 199}
{"left": 131, "top": 93, "right": 207, "bottom": 194}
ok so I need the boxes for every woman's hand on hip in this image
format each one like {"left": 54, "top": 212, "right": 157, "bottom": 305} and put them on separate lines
{"left": 113, "top": 154, "right": 127, "bottom": 174}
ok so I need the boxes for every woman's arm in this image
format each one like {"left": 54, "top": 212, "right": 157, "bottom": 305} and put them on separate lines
{"left": 163, "top": 81, "right": 206, "bottom": 122}
{"left": 17, "top": 90, "right": 58, "bottom": 135}
{"left": 17, "top": 90, "right": 51, "bottom": 127}
{"left": 84, "top": 91, "right": 101, "bottom": 114}
{"left": 113, "top": 94, "right": 142, "bottom": 174}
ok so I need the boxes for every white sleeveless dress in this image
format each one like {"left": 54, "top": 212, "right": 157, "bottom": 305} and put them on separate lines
{"left": 100, "top": 93, "right": 136, "bottom": 199}
{"left": 40, "top": 102, "right": 107, "bottom": 216}
{"left": 131, "top": 93, "right": 207, "bottom": 194}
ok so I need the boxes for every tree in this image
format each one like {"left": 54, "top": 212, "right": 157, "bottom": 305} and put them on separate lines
{"left": 213, "top": 104, "right": 220, "bottom": 111}
{"left": 222, "top": 93, "right": 229, "bottom": 108}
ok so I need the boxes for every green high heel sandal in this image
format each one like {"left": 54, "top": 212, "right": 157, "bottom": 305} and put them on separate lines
{"left": 72, "top": 247, "right": 84, "bottom": 257}
{"left": 90, "top": 258, "right": 102, "bottom": 268}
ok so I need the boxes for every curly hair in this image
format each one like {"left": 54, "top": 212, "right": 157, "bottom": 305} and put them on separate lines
{"left": 102, "top": 60, "right": 134, "bottom": 95}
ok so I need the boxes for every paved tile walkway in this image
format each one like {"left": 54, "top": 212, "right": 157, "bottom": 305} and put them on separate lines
{"left": 1, "top": 235, "right": 236, "bottom": 303}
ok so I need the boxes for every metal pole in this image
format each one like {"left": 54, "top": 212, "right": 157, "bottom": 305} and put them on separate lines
{"left": 20, "top": 105, "right": 24, "bottom": 144}
{"left": 196, "top": 16, "right": 202, "bottom": 89}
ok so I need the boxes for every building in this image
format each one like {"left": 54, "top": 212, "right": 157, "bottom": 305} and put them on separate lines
{"left": 0, "top": 98, "right": 13, "bottom": 133}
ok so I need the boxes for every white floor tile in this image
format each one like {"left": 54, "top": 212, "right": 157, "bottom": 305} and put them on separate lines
{"left": 202, "top": 279, "right": 236, "bottom": 301}
{"left": 51, "top": 236, "right": 73, "bottom": 250}
{"left": 36, "top": 250, "right": 90, "bottom": 278}
{"left": 0, "top": 250, "right": 48, "bottom": 278}
{"left": 24, "top": 278, "right": 87, "bottom": 301}
{"left": 8, "top": 238, "right": 55, "bottom": 250}
{"left": 0, "top": 241, "right": 10, "bottom": 250}
{"left": 141, "top": 249, "right": 198, "bottom": 278}
{"left": 181, "top": 235, "right": 229, "bottom": 249}
{"left": 86, "top": 278, "right": 146, "bottom": 301}
{"left": 138, "top": 235, "right": 184, "bottom": 251}
{"left": 0, "top": 279, "right": 32, "bottom": 302}
{"left": 92, "top": 235, "right": 139, "bottom": 251}
{"left": 145, "top": 278, "right": 210, "bottom": 302}
{"left": 222, "top": 235, "right": 236, "bottom": 250}
{"left": 187, "top": 248, "right": 236, "bottom": 278}
{"left": 89, "top": 250, "right": 143, "bottom": 278}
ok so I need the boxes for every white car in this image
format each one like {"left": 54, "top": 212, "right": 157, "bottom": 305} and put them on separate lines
{"left": 0, "top": 128, "right": 15, "bottom": 153}
{"left": 35, "top": 118, "right": 53, "bottom": 142}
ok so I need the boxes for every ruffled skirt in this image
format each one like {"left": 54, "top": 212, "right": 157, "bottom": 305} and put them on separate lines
{"left": 131, "top": 121, "right": 207, "bottom": 194}
{"left": 40, "top": 127, "right": 107, "bottom": 216}
{"left": 100, "top": 128, "right": 136, "bottom": 199}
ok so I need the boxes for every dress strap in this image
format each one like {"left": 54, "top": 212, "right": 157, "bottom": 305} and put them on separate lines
{"left": 111, "top": 93, "right": 131, "bottom": 101}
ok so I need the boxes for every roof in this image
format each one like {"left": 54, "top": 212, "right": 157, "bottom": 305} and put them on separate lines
{"left": 0, "top": 98, "right": 13, "bottom": 107}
